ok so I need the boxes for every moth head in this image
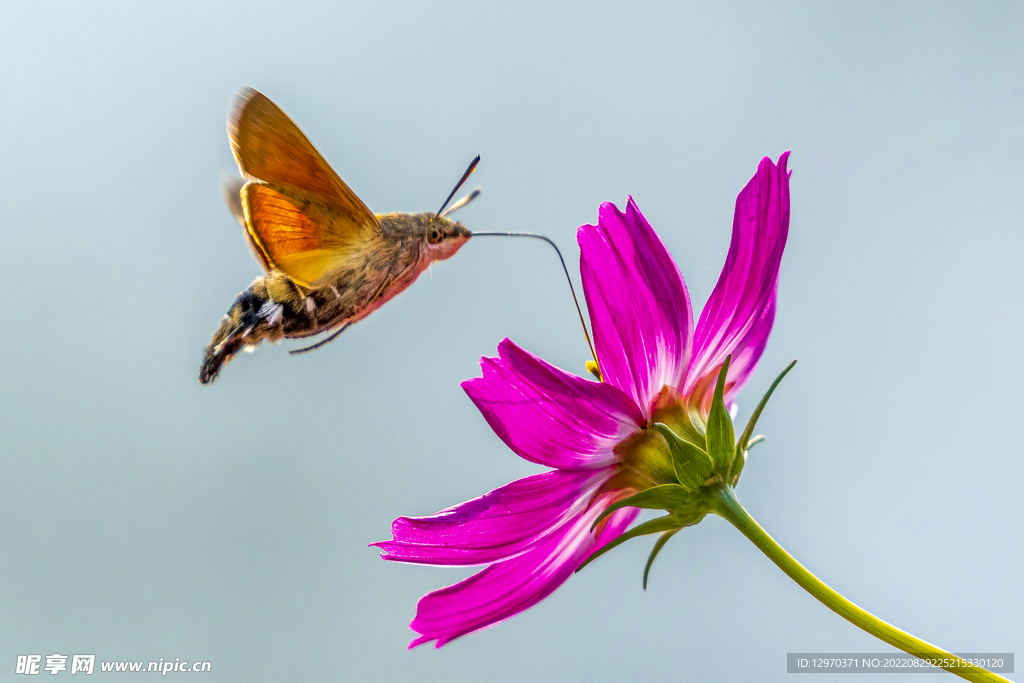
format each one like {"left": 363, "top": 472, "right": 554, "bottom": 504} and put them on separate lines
{"left": 424, "top": 215, "right": 471, "bottom": 261}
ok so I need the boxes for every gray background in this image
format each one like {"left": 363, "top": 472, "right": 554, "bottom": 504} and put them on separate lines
{"left": 1, "top": 1, "right": 1021, "bottom": 681}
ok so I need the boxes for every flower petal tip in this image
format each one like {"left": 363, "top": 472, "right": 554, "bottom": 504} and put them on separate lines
{"left": 624, "top": 194, "right": 642, "bottom": 216}
{"left": 756, "top": 152, "right": 791, "bottom": 184}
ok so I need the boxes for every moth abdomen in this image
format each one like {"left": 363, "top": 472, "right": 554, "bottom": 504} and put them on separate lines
{"left": 200, "top": 285, "right": 269, "bottom": 384}
{"left": 199, "top": 275, "right": 344, "bottom": 384}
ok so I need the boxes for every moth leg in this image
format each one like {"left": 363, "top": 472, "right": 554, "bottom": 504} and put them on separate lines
{"left": 288, "top": 323, "right": 350, "bottom": 355}
{"left": 287, "top": 271, "right": 397, "bottom": 356}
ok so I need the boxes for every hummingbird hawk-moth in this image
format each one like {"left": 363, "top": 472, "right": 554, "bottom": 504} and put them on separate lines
{"left": 199, "top": 87, "right": 481, "bottom": 384}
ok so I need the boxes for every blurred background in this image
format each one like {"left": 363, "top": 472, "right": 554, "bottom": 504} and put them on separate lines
{"left": 1, "top": 1, "right": 1021, "bottom": 680}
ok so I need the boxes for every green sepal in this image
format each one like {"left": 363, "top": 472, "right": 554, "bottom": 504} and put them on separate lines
{"left": 745, "top": 435, "right": 766, "bottom": 450}
{"left": 590, "top": 484, "right": 694, "bottom": 532}
{"left": 580, "top": 484, "right": 709, "bottom": 573}
{"left": 737, "top": 362, "right": 790, "bottom": 458}
{"left": 730, "top": 450, "right": 746, "bottom": 483}
{"left": 729, "top": 360, "right": 796, "bottom": 481}
{"left": 576, "top": 515, "right": 680, "bottom": 573}
{"left": 730, "top": 437, "right": 762, "bottom": 482}
{"left": 643, "top": 529, "right": 680, "bottom": 590}
{"left": 706, "top": 356, "right": 736, "bottom": 473}
{"left": 652, "top": 423, "right": 714, "bottom": 491}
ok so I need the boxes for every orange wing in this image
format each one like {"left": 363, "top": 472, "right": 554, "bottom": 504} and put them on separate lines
{"left": 242, "top": 183, "right": 379, "bottom": 288}
{"left": 228, "top": 87, "right": 380, "bottom": 285}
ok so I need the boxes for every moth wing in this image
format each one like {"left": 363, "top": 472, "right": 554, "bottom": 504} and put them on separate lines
{"left": 242, "top": 182, "right": 378, "bottom": 288}
{"left": 221, "top": 174, "right": 275, "bottom": 272}
{"left": 228, "top": 86, "right": 380, "bottom": 235}
{"left": 222, "top": 174, "right": 246, "bottom": 226}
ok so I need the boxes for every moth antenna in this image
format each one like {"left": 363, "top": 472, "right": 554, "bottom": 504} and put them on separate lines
{"left": 435, "top": 155, "right": 480, "bottom": 218}
{"left": 442, "top": 188, "right": 482, "bottom": 217}
{"left": 471, "top": 231, "right": 599, "bottom": 369}
{"left": 289, "top": 323, "right": 350, "bottom": 355}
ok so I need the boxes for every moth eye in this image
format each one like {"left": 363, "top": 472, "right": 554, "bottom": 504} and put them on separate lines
{"left": 429, "top": 227, "right": 441, "bottom": 243}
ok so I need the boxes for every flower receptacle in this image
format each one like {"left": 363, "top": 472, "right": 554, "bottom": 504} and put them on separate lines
{"left": 579, "top": 357, "right": 797, "bottom": 587}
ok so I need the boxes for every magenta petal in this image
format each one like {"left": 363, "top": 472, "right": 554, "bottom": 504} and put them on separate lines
{"left": 724, "top": 287, "right": 776, "bottom": 402}
{"left": 463, "top": 339, "right": 644, "bottom": 470}
{"left": 408, "top": 499, "right": 640, "bottom": 648}
{"left": 578, "top": 198, "right": 693, "bottom": 412}
{"left": 685, "top": 153, "right": 791, "bottom": 402}
{"left": 372, "top": 468, "right": 613, "bottom": 565}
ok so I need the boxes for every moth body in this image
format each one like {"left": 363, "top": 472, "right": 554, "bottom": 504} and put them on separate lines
{"left": 198, "top": 87, "right": 480, "bottom": 383}
{"left": 200, "top": 211, "right": 469, "bottom": 384}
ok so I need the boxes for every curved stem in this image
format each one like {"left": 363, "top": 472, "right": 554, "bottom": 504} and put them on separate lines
{"left": 710, "top": 485, "right": 1011, "bottom": 683}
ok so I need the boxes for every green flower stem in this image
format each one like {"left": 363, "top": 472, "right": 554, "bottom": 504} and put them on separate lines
{"left": 710, "top": 485, "right": 1011, "bottom": 683}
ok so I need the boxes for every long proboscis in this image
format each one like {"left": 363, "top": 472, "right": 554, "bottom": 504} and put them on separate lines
{"left": 289, "top": 233, "right": 598, "bottom": 363}
{"left": 471, "top": 231, "right": 598, "bottom": 368}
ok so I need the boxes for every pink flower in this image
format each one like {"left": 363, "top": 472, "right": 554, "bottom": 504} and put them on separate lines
{"left": 373, "top": 153, "right": 792, "bottom": 647}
